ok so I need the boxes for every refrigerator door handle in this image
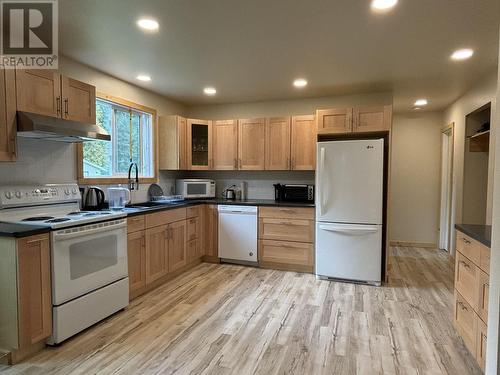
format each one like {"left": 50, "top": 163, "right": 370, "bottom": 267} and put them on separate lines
{"left": 319, "top": 223, "right": 380, "bottom": 235}
{"left": 318, "top": 147, "right": 327, "bottom": 216}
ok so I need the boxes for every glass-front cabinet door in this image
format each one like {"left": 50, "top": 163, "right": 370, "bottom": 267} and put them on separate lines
{"left": 187, "top": 119, "right": 212, "bottom": 170}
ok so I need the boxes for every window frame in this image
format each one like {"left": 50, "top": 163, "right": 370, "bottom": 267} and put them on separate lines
{"left": 76, "top": 92, "right": 158, "bottom": 185}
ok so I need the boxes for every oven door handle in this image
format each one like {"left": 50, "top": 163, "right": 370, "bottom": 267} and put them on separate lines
{"left": 52, "top": 220, "right": 127, "bottom": 241}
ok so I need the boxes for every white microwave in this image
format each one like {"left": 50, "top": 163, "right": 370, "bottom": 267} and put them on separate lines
{"left": 176, "top": 179, "right": 216, "bottom": 199}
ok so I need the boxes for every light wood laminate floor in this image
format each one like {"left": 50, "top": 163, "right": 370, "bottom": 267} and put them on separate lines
{"left": 1, "top": 246, "right": 482, "bottom": 375}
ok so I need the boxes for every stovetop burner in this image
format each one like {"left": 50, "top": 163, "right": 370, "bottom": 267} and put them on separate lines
{"left": 22, "top": 216, "right": 55, "bottom": 222}
{"left": 45, "top": 218, "right": 72, "bottom": 223}
{"left": 67, "top": 211, "right": 91, "bottom": 215}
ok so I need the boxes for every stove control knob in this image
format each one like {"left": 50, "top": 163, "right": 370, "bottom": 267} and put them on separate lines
{"left": 72, "top": 188, "right": 78, "bottom": 194}
{"left": 15, "top": 191, "right": 22, "bottom": 199}
{"left": 4, "top": 191, "right": 12, "bottom": 199}
{"left": 64, "top": 188, "right": 70, "bottom": 195}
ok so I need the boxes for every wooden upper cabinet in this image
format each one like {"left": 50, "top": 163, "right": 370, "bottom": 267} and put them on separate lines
{"left": 213, "top": 119, "right": 238, "bottom": 170}
{"left": 145, "top": 225, "right": 169, "bottom": 284}
{"left": 187, "top": 119, "right": 213, "bottom": 170}
{"left": 61, "top": 76, "right": 96, "bottom": 123}
{"left": 265, "top": 117, "right": 291, "bottom": 170}
{"left": 353, "top": 105, "right": 392, "bottom": 133}
{"left": 291, "top": 115, "right": 316, "bottom": 170}
{"left": 17, "top": 234, "right": 52, "bottom": 347}
{"left": 159, "top": 115, "right": 187, "bottom": 170}
{"left": 316, "top": 108, "right": 352, "bottom": 134}
{"left": 238, "top": 118, "right": 265, "bottom": 170}
{"left": 16, "top": 70, "right": 61, "bottom": 118}
{"left": 0, "top": 68, "right": 17, "bottom": 161}
{"left": 168, "top": 220, "right": 187, "bottom": 272}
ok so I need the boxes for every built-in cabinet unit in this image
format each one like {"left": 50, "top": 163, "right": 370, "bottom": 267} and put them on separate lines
{"left": 212, "top": 119, "right": 238, "bottom": 170}
{"left": 265, "top": 117, "right": 291, "bottom": 170}
{"left": 0, "top": 68, "right": 16, "bottom": 161}
{"left": 202, "top": 204, "right": 219, "bottom": 262}
{"left": 454, "top": 229, "right": 490, "bottom": 372}
{"left": 238, "top": 118, "right": 266, "bottom": 170}
{"left": 258, "top": 207, "right": 315, "bottom": 272}
{"left": 16, "top": 70, "right": 96, "bottom": 124}
{"left": 0, "top": 233, "right": 52, "bottom": 364}
{"left": 187, "top": 119, "right": 213, "bottom": 170}
{"left": 316, "top": 105, "right": 391, "bottom": 135}
{"left": 158, "top": 115, "right": 187, "bottom": 170}
{"left": 291, "top": 115, "right": 316, "bottom": 170}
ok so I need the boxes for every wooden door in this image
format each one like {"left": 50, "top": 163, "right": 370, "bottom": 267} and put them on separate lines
{"left": 17, "top": 234, "right": 52, "bottom": 347}
{"left": 213, "top": 119, "right": 238, "bottom": 170}
{"left": 61, "top": 76, "right": 96, "bottom": 123}
{"left": 16, "top": 70, "right": 61, "bottom": 118}
{"left": 0, "top": 68, "right": 16, "bottom": 161}
{"left": 128, "top": 230, "right": 146, "bottom": 294}
{"left": 168, "top": 220, "right": 187, "bottom": 272}
{"left": 238, "top": 118, "right": 265, "bottom": 170}
{"left": 265, "top": 117, "right": 291, "bottom": 170}
{"left": 316, "top": 108, "right": 352, "bottom": 134}
{"left": 187, "top": 119, "right": 213, "bottom": 170}
{"left": 159, "top": 115, "right": 187, "bottom": 170}
{"left": 291, "top": 115, "right": 316, "bottom": 170}
{"left": 353, "top": 105, "right": 392, "bottom": 133}
{"left": 145, "top": 225, "right": 168, "bottom": 284}
{"left": 202, "top": 204, "right": 218, "bottom": 259}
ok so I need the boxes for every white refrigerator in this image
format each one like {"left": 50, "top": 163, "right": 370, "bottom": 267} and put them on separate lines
{"left": 315, "top": 139, "right": 384, "bottom": 285}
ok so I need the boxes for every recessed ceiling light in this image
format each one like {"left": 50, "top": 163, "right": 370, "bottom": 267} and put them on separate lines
{"left": 136, "top": 75, "right": 151, "bottom": 82}
{"left": 413, "top": 107, "right": 422, "bottom": 111}
{"left": 137, "top": 18, "right": 159, "bottom": 32}
{"left": 371, "top": 0, "right": 398, "bottom": 11}
{"left": 293, "top": 78, "right": 308, "bottom": 88}
{"left": 451, "top": 48, "right": 474, "bottom": 61}
{"left": 414, "top": 99, "right": 428, "bottom": 106}
{"left": 204, "top": 87, "right": 216, "bottom": 95}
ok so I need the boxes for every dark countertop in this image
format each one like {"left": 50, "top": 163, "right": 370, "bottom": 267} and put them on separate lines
{"left": 455, "top": 224, "right": 491, "bottom": 247}
{"left": 0, "top": 222, "right": 51, "bottom": 238}
{"left": 0, "top": 199, "right": 315, "bottom": 236}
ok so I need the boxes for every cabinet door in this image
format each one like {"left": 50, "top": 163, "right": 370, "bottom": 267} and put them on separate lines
{"left": 128, "top": 231, "right": 146, "bottom": 294}
{"left": 187, "top": 239, "right": 199, "bottom": 263}
{"left": 159, "top": 115, "right": 187, "bottom": 170}
{"left": 168, "top": 220, "right": 187, "bottom": 272}
{"left": 265, "top": 117, "right": 291, "bottom": 170}
{"left": 145, "top": 225, "right": 168, "bottom": 284}
{"left": 187, "top": 216, "right": 200, "bottom": 242}
{"left": 291, "top": 115, "right": 316, "bottom": 170}
{"left": 0, "top": 68, "right": 16, "bottom": 161}
{"left": 353, "top": 105, "right": 391, "bottom": 133}
{"left": 477, "top": 270, "right": 489, "bottom": 323}
{"left": 259, "top": 239, "right": 314, "bottom": 268}
{"left": 17, "top": 234, "right": 52, "bottom": 347}
{"left": 16, "top": 70, "right": 61, "bottom": 118}
{"left": 202, "top": 204, "right": 218, "bottom": 258}
{"left": 61, "top": 76, "right": 96, "bottom": 123}
{"left": 238, "top": 118, "right": 265, "bottom": 170}
{"left": 476, "top": 317, "right": 487, "bottom": 372}
{"left": 454, "top": 291, "right": 477, "bottom": 355}
{"left": 213, "top": 119, "right": 238, "bottom": 170}
{"left": 316, "top": 108, "right": 352, "bottom": 134}
{"left": 259, "top": 218, "right": 314, "bottom": 243}
{"left": 187, "top": 119, "right": 213, "bottom": 170}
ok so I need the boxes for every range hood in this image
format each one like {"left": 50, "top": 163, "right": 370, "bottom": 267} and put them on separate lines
{"left": 16, "top": 111, "right": 111, "bottom": 143}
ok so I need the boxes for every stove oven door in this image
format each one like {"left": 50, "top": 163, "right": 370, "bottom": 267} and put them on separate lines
{"left": 51, "top": 218, "right": 128, "bottom": 306}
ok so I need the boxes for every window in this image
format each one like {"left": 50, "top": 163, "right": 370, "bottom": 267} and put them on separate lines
{"left": 81, "top": 97, "right": 155, "bottom": 181}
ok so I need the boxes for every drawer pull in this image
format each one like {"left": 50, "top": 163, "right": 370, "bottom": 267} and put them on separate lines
{"left": 26, "top": 238, "right": 43, "bottom": 245}
{"left": 462, "top": 237, "right": 471, "bottom": 244}
{"left": 457, "top": 301, "right": 468, "bottom": 311}
{"left": 483, "top": 333, "right": 487, "bottom": 342}
{"left": 459, "top": 260, "right": 471, "bottom": 269}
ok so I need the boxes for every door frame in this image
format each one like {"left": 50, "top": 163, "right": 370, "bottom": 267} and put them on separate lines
{"left": 439, "top": 123, "right": 454, "bottom": 252}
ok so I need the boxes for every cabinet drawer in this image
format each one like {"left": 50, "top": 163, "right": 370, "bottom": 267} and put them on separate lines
{"left": 476, "top": 316, "right": 487, "bottom": 372}
{"left": 187, "top": 205, "right": 201, "bottom": 219}
{"left": 454, "top": 291, "right": 477, "bottom": 355}
{"left": 127, "top": 215, "right": 145, "bottom": 233}
{"left": 187, "top": 216, "right": 200, "bottom": 241}
{"left": 146, "top": 208, "right": 186, "bottom": 228}
{"left": 480, "top": 245, "right": 490, "bottom": 275}
{"left": 456, "top": 232, "right": 480, "bottom": 264}
{"left": 259, "top": 218, "right": 314, "bottom": 243}
{"left": 259, "top": 206, "right": 314, "bottom": 220}
{"left": 259, "top": 240, "right": 313, "bottom": 268}
{"left": 477, "top": 270, "right": 489, "bottom": 323}
{"left": 455, "top": 252, "right": 479, "bottom": 309}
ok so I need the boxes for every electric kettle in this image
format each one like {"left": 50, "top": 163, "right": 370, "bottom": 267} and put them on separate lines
{"left": 84, "top": 187, "right": 105, "bottom": 210}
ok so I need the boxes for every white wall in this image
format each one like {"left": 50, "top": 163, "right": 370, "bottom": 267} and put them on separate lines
{"left": 389, "top": 112, "right": 444, "bottom": 245}
{"left": 443, "top": 71, "right": 498, "bottom": 254}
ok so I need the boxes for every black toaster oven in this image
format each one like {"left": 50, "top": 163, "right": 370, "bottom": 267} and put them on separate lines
{"left": 273, "top": 184, "right": 314, "bottom": 202}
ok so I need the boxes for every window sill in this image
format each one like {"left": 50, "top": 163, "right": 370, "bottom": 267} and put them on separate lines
{"left": 77, "top": 177, "right": 158, "bottom": 185}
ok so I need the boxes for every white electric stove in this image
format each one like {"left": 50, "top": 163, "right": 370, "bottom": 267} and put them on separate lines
{"left": 0, "top": 183, "right": 129, "bottom": 344}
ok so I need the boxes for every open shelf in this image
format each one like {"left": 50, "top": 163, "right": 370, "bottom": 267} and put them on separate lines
{"left": 468, "top": 130, "right": 490, "bottom": 152}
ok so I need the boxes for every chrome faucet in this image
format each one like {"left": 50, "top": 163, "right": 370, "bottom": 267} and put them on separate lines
{"left": 127, "top": 162, "right": 139, "bottom": 191}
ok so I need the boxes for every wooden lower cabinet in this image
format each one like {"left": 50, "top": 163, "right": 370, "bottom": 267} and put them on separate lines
{"left": 259, "top": 217, "right": 314, "bottom": 243}
{"left": 476, "top": 317, "right": 487, "bottom": 372}
{"left": 168, "top": 220, "right": 187, "bottom": 272}
{"left": 145, "top": 224, "right": 169, "bottom": 284}
{"left": 202, "top": 204, "right": 219, "bottom": 260}
{"left": 454, "top": 291, "right": 477, "bottom": 354}
{"left": 477, "top": 270, "right": 489, "bottom": 323}
{"left": 259, "top": 240, "right": 313, "bottom": 272}
{"left": 127, "top": 230, "right": 146, "bottom": 294}
{"left": 455, "top": 252, "right": 479, "bottom": 309}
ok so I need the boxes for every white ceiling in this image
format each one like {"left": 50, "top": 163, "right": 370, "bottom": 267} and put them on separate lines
{"left": 60, "top": 0, "right": 499, "bottom": 112}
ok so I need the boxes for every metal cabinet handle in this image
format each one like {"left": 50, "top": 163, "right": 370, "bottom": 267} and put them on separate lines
{"left": 459, "top": 260, "right": 471, "bottom": 269}
{"left": 457, "top": 301, "right": 468, "bottom": 311}
{"left": 234, "top": 158, "right": 238, "bottom": 169}
{"left": 462, "top": 237, "right": 471, "bottom": 244}
{"left": 64, "top": 98, "right": 68, "bottom": 116}
{"left": 56, "top": 97, "right": 61, "bottom": 116}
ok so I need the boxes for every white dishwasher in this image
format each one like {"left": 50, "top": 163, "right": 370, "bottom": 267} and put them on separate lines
{"left": 218, "top": 205, "right": 258, "bottom": 265}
